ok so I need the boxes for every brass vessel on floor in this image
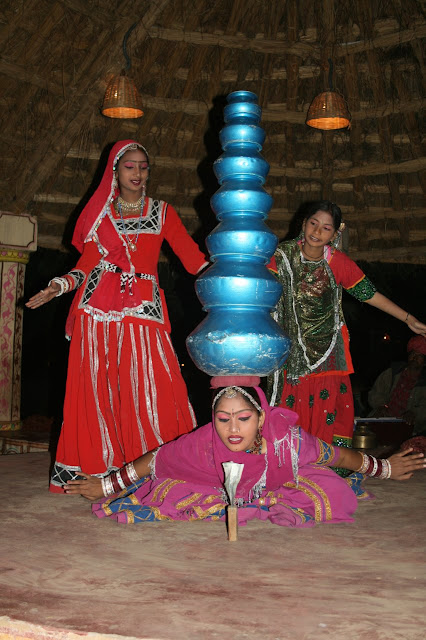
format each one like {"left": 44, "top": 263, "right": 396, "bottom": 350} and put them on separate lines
{"left": 352, "top": 424, "right": 377, "bottom": 449}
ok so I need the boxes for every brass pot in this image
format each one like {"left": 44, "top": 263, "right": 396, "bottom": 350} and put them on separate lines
{"left": 352, "top": 424, "right": 377, "bottom": 449}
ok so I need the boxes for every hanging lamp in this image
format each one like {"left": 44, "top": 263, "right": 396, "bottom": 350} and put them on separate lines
{"left": 306, "top": 59, "right": 350, "bottom": 130}
{"left": 101, "top": 24, "right": 143, "bottom": 119}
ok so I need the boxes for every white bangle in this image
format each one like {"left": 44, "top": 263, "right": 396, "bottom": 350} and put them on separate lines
{"left": 355, "top": 452, "right": 369, "bottom": 474}
{"left": 380, "top": 459, "right": 392, "bottom": 479}
{"left": 115, "top": 470, "right": 126, "bottom": 491}
{"left": 49, "top": 277, "right": 67, "bottom": 297}
{"left": 101, "top": 476, "right": 114, "bottom": 497}
{"left": 126, "top": 461, "right": 140, "bottom": 483}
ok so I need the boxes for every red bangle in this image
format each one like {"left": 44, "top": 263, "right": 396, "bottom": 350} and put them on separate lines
{"left": 110, "top": 472, "right": 121, "bottom": 493}
{"left": 374, "top": 459, "right": 382, "bottom": 478}
{"left": 365, "top": 457, "right": 374, "bottom": 476}
{"left": 120, "top": 466, "right": 132, "bottom": 487}
{"left": 64, "top": 274, "right": 75, "bottom": 290}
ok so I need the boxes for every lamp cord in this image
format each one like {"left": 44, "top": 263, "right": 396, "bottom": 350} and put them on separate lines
{"left": 123, "top": 23, "right": 138, "bottom": 70}
{"left": 328, "top": 58, "right": 333, "bottom": 90}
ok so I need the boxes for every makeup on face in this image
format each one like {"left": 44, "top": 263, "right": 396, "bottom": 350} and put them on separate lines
{"left": 214, "top": 394, "right": 263, "bottom": 452}
{"left": 117, "top": 149, "right": 149, "bottom": 200}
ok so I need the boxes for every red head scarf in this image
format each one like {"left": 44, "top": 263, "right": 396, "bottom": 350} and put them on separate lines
{"left": 407, "top": 335, "right": 426, "bottom": 356}
{"left": 72, "top": 140, "right": 149, "bottom": 253}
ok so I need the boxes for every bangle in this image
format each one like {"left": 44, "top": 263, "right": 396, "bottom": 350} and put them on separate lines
{"left": 355, "top": 452, "right": 369, "bottom": 473}
{"left": 379, "top": 459, "right": 392, "bottom": 479}
{"left": 110, "top": 473, "right": 121, "bottom": 494}
{"left": 123, "top": 461, "right": 139, "bottom": 484}
{"left": 101, "top": 476, "right": 115, "bottom": 497}
{"left": 48, "top": 277, "right": 68, "bottom": 297}
{"left": 115, "top": 470, "right": 127, "bottom": 491}
{"left": 405, "top": 312, "right": 410, "bottom": 323}
{"left": 102, "top": 462, "right": 140, "bottom": 498}
{"left": 355, "top": 454, "right": 392, "bottom": 479}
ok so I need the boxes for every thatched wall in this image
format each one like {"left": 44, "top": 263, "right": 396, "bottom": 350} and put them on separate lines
{"left": 1, "top": 0, "right": 425, "bottom": 262}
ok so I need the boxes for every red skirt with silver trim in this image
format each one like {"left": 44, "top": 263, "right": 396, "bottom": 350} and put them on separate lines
{"left": 50, "top": 313, "right": 196, "bottom": 492}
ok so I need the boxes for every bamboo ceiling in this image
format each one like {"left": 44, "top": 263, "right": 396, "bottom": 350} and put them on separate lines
{"left": 1, "top": 0, "right": 425, "bottom": 263}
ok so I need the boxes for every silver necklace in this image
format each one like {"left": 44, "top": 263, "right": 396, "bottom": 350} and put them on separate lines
{"left": 117, "top": 197, "right": 145, "bottom": 251}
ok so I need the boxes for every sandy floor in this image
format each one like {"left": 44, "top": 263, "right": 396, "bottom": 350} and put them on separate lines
{"left": 0, "top": 452, "right": 425, "bottom": 640}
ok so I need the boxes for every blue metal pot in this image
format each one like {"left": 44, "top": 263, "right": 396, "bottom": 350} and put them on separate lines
{"left": 186, "top": 91, "right": 290, "bottom": 376}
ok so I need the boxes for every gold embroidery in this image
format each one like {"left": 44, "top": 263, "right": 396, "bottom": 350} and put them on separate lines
{"left": 204, "top": 493, "right": 221, "bottom": 504}
{"left": 102, "top": 504, "right": 113, "bottom": 516}
{"left": 191, "top": 502, "right": 226, "bottom": 520}
{"left": 300, "top": 475, "right": 332, "bottom": 520}
{"left": 148, "top": 506, "right": 173, "bottom": 521}
{"left": 152, "top": 478, "right": 185, "bottom": 502}
{"left": 283, "top": 478, "right": 330, "bottom": 521}
{"left": 176, "top": 493, "right": 202, "bottom": 509}
{"left": 151, "top": 479, "right": 170, "bottom": 501}
{"left": 159, "top": 479, "right": 186, "bottom": 501}
{"left": 316, "top": 439, "right": 326, "bottom": 463}
{"left": 315, "top": 440, "right": 336, "bottom": 465}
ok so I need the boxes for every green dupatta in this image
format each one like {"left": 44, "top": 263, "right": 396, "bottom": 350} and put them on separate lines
{"left": 267, "top": 239, "right": 347, "bottom": 404}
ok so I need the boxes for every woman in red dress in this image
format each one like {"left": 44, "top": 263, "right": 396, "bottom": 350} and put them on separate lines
{"left": 27, "top": 140, "right": 208, "bottom": 492}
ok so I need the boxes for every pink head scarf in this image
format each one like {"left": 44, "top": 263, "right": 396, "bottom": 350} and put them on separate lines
{"left": 154, "top": 384, "right": 299, "bottom": 502}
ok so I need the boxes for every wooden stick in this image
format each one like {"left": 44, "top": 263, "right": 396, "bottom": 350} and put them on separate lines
{"left": 227, "top": 506, "right": 238, "bottom": 542}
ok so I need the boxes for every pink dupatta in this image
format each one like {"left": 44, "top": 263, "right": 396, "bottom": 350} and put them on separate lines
{"left": 153, "top": 387, "right": 301, "bottom": 503}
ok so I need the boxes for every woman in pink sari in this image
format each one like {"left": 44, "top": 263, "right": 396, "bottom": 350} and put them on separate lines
{"left": 66, "top": 381, "right": 425, "bottom": 528}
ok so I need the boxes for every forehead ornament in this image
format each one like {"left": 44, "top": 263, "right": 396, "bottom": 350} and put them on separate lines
{"left": 113, "top": 142, "right": 149, "bottom": 171}
{"left": 213, "top": 386, "right": 262, "bottom": 413}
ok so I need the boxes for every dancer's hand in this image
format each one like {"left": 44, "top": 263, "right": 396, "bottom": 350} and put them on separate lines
{"left": 65, "top": 473, "right": 105, "bottom": 501}
{"left": 406, "top": 314, "right": 426, "bottom": 336}
{"left": 26, "top": 282, "right": 60, "bottom": 308}
{"left": 388, "top": 448, "right": 426, "bottom": 480}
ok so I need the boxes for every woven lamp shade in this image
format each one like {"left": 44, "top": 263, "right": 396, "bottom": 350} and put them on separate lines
{"left": 102, "top": 75, "right": 143, "bottom": 119}
{"left": 306, "top": 90, "right": 350, "bottom": 130}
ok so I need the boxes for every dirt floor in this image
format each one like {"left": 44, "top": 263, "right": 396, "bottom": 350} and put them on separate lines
{"left": 0, "top": 452, "right": 425, "bottom": 640}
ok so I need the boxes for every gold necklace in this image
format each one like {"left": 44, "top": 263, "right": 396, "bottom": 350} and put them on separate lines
{"left": 117, "top": 195, "right": 144, "bottom": 213}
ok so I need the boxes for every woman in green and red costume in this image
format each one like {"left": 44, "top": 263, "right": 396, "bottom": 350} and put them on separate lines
{"left": 267, "top": 200, "right": 426, "bottom": 450}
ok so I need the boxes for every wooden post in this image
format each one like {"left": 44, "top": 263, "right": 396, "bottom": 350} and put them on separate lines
{"left": 227, "top": 505, "right": 238, "bottom": 542}
{"left": 0, "top": 212, "right": 37, "bottom": 431}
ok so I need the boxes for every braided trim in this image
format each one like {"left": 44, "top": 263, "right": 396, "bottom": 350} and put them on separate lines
{"left": 212, "top": 386, "right": 262, "bottom": 413}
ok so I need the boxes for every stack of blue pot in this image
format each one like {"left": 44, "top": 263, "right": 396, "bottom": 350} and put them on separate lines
{"left": 186, "top": 90, "right": 290, "bottom": 376}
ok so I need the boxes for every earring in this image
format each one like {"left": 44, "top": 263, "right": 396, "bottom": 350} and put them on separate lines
{"left": 331, "top": 230, "right": 341, "bottom": 248}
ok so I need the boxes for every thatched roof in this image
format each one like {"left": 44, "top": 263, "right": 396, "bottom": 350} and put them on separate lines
{"left": 1, "top": 0, "right": 425, "bottom": 262}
